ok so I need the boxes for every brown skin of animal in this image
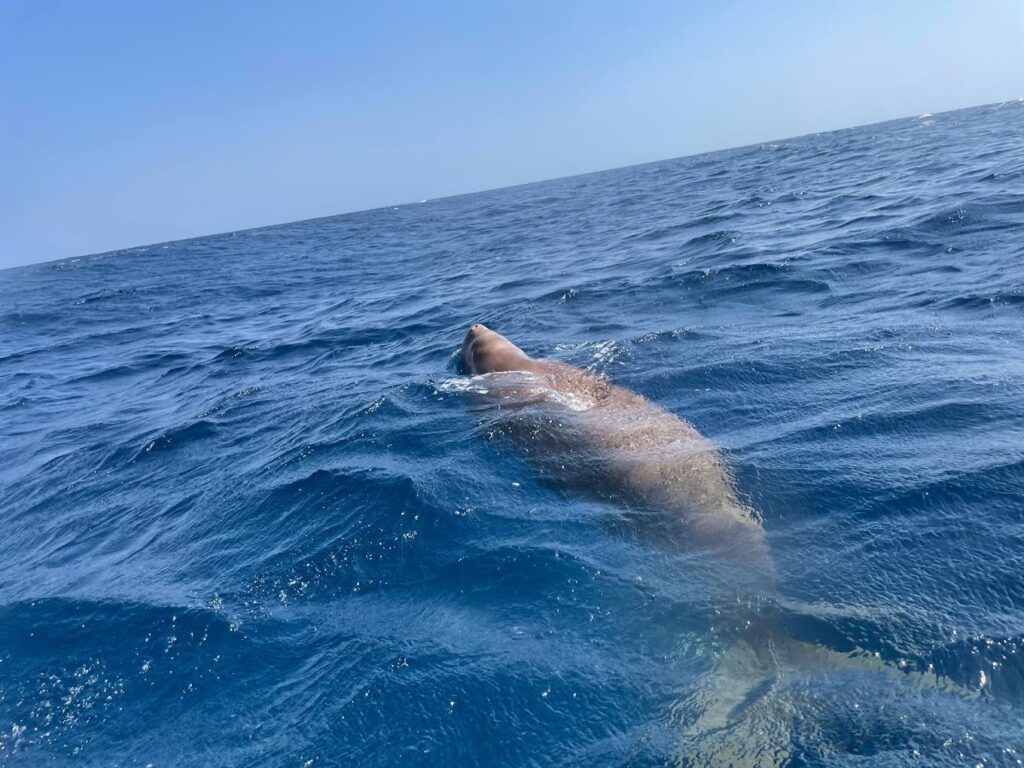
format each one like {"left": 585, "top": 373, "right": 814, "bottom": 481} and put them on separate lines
{"left": 460, "top": 324, "right": 775, "bottom": 594}
{"left": 462, "top": 326, "right": 980, "bottom": 761}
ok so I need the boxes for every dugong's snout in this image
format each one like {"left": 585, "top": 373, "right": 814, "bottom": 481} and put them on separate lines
{"left": 460, "top": 323, "right": 534, "bottom": 375}
{"left": 459, "top": 323, "right": 489, "bottom": 374}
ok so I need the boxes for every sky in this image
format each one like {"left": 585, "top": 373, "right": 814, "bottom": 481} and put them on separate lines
{"left": 2, "top": 1, "right": 1022, "bottom": 269}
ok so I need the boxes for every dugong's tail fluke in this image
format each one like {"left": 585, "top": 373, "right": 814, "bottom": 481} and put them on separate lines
{"left": 670, "top": 603, "right": 981, "bottom": 766}
{"left": 671, "top": 634, "right": 793, "bottom": 768}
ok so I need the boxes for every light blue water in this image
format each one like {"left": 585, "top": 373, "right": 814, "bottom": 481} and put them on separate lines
{"left": 1, "top": 102, "right": 1023, "bottom": 766}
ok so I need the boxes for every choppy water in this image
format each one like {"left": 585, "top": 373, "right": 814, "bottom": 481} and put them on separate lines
{"left": 2, "top": 101, "right": 1023, "bottom": 766}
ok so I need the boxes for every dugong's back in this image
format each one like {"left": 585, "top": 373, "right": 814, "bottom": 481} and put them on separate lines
{"left": 459, "top": 324, "right": 774, "bottom": 590}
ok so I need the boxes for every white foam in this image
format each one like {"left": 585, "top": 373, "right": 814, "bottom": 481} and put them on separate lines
{"left": 436, "top": 377, "right": 492, "bottom": 395}
{"left": 589, "top": 339, "right": 622, "bottom": 367}
{"left": 547, "top": 390, "right": 595, "bottom": 412}
{"left": 438, "top": 373, "right": 594, "bottom": 411}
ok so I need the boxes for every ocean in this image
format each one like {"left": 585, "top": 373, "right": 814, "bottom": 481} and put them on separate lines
{"left": 1, "top": 101, "right": 1022, "bottom": 766}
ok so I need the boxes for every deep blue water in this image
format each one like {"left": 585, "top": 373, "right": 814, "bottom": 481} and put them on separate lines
{"left": 2, "top": 101, "right": 1024, "bottom": 767}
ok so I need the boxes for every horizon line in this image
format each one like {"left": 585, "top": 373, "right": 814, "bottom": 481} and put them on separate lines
{"left": 5, "top": 97, "right": 1019, "bottom": 274}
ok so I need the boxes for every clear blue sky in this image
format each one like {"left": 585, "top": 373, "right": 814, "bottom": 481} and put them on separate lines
{"left": 2, "top": 0, "right": 1022, "bottom": 269}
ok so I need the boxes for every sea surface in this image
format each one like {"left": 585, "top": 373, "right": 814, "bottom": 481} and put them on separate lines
{"left": 2, "top": 102, "right": 1023, "bottom": 767}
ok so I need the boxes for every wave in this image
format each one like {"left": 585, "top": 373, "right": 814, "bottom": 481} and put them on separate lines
{"left": 3, "top": 101, "right": 1023, "bottom": 765}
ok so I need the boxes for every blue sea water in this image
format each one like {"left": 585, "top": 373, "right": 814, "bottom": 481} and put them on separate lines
{"left": 2, "top": 101, "right": 1024, "bottom": 766}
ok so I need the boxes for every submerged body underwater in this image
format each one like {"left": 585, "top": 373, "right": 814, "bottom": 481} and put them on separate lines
{"left": 2, "top": 102, "right": 1023, "bottom": 765}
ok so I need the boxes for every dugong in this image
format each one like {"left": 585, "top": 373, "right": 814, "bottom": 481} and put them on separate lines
{"left": 458, "top": 323, "right": 773, "bottom": 593}
{"left": 457, "top": 323, "right": 977, "bottom": 766}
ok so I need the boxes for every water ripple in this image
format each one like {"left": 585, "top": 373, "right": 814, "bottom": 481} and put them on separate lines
{"left": 2, "top": 102, "right": 1023, "bottom": 765}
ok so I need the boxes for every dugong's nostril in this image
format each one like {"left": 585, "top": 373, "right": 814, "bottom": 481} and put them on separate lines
{"left": 469, "top": 323, "right": 486, "bottom": 334}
